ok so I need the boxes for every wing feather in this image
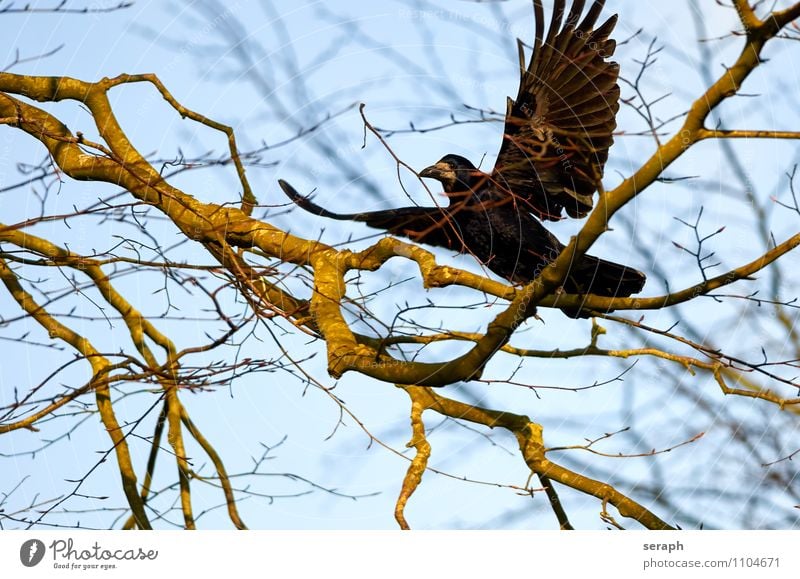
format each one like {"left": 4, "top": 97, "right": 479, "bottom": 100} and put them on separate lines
{"left": 491, "top": 0, "right": 621, "bottom": 220}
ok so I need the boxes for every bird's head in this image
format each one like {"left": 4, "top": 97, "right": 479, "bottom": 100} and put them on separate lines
{"left": 419, "top": 154, "right": 483, "bottom": 193}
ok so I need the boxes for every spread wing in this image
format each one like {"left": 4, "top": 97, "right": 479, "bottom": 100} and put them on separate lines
{"left": 491, "top": 0, "right": 620, "bottom": 220}
{"left": 278, "top": 179, "right": 462, "bottom": 250}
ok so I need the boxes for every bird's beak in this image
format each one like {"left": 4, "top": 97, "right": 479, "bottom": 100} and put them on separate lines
{"left": 419, "top": 162, "right": 450, "bottom": 180}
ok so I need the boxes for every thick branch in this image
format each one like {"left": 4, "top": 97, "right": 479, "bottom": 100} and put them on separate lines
{"left": 404, "top": 386, "right": 674, "bottom": 530}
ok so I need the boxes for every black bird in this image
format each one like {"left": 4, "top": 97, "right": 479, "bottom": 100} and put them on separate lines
{"left": 279, "top": 0, "right": 646, "bottom": 305}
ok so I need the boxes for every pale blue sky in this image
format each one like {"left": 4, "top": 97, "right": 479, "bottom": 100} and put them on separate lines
{"left": 1, "top": 0, "right": 799, "bottom": 529}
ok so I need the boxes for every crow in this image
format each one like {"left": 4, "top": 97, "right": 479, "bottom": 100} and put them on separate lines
{"left": 279, "top": 0, "right": 645, "bottom": 308}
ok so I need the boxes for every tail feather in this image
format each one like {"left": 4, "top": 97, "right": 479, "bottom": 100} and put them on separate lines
{"left": 567, "top": 254, "right": 646, "bottom": 298}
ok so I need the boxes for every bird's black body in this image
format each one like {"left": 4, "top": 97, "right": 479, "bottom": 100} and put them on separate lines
{"left": 279, "top": 0, "right": 646, "bottom": 310}
{"left": 279, "top": 154, "right": 645, "bottom": 299}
